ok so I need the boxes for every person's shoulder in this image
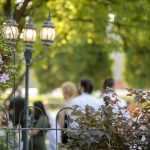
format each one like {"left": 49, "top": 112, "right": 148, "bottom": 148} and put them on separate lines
{"left": 98, "top": 96, "right": 105, "bottom": 105}
{"left": 72, "top": 95, "right": 82, "bottom": 102}
{"left": 117, "top": 97, "right": 127, "bottom": 107}
{"left": 39, "top": 115, "right": 48, "bottom": 121}
{"left": 35, "top": 115, "right": 49, "bottom": 128}
{"left": 99, "top": 96, "right": 104, "bottom": 101}
{"left": 90, "top": 95, "right": 99, "bottom": 102}
{"left": 87, "top": 95, "right": 101, "bottom": 105}
{"left": 68, "top": 95, "right": 81, "bottom": 107}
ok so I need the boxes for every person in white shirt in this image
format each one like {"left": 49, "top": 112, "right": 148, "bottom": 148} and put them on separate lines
{"left": 67, "top": 79, "right": 101, "bottom": 128}
{"left": 46, "top": 113, "right": 61, "bottom": 150}
{"left": 99, "top": 78, "right": 126, "bottom": 107}
{"left": 43, "top": 101, "right": 61, "bottom": 150}
{"left": 68, "top": 79, "right": 100, "bottom": 128}
{"left": 68, "top": 79, "right": 100, "bottom": 113}
{"left": 99, "top": 78, "right": 129, "bottom": 118}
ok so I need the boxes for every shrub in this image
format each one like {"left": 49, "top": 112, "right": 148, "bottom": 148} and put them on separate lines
{"left": 60, "top": 89, "right": 150, "bottom": 150}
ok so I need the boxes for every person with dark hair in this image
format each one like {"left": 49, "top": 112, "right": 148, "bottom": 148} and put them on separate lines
{"left": 103, "top": 78, "right": 114, "bottom": 91}
{"left": 9, "top": 96, "right": 25, "bottom": 127}
{"left": 99, "top": 78, "right": 127, "bottom": 112}
{"left": 8, "top": 96, "right": 25, "bottom": 149}
{"left": 80, "top": 79, "right": 94, "bottom": 94}
{"left": 68, "top": 79, "right": 100, "bottom": 127}
{"left": 29, "top": 101, "right": 50, "bottom": 150}
{"left": 99, "top": 78, "right": 115, "bottom": 103}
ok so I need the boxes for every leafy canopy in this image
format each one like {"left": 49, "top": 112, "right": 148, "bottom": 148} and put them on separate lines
{"left": 0, "top": 0, "right": 150, "bottom": 93}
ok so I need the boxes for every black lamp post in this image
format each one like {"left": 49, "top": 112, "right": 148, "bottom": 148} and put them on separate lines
{"left": 3, "top": 12, "right": 55, "bottom": 150}
{"left": 22, "top": 17, "right": 36, "bottom": 150}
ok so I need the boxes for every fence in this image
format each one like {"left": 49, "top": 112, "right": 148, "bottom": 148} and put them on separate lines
{"left": 0, "top": 106, "right": 72, "bottom": 150}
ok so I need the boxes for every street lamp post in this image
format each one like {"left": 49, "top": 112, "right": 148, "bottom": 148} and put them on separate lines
{"left": 3, "top": 12, "right": 55, "bottom": 150}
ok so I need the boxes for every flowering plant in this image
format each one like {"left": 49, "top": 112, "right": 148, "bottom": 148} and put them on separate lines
{"left": 0, "top": 26, "right": 14, "bottom": 90}
{"left": 60, "top": 89, "right": 150, "bottom": 150}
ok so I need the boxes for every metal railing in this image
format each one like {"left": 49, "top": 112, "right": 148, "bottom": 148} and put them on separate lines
{"left": 0, "top": 106, "right": 72, "bottom": 150}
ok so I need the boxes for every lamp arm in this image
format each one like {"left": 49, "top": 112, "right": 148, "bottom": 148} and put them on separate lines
{"left": 31, "top": 45, "right": 49, "bottom": 62}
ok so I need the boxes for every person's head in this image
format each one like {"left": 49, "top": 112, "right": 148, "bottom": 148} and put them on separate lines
{"left": 9, "top": 96, "right": 25, "bottom": 126}
{"left": 61, "top": 81, "right": 77, "bottom": 101}
{"left": 33, "top": 101, "right": 47, "bottom": 119}
{"left": 80, "top": 79, "right": 94, "bottom": 94}
{"left": 103, "top": 78, "right": 115, "bottom": 90}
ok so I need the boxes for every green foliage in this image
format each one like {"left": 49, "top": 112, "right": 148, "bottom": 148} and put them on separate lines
{"left": 0, "top": 0, "right": 114, "bottom": 93}
{"left": 0, "top": 26, "right": 14, "bottom": 91}
{"left": 0, "top": 104, "right": 18, "bottom": 150}
{"left": 0, "top": 129, "right": 18, "bottom": 150}
{"left": 33, "top": 0, "right": 113, "bottom": 92}
{"left": 26, "top": 0, "right": 150, "bottom": 91}
{"left": 1, "top": 0, "right": 150, "bottom": 92}
{"left": 108, "top": 0, "right": 150, "bottom": 88}
{"left": 35, "top": 43, "right": 112, "bottom": 92}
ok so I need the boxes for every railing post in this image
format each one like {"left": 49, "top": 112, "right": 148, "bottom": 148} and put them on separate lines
{"left": 55, "top": 107, "right": 72, "bottom": 150}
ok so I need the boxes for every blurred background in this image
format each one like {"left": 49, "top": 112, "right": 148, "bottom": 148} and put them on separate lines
{"left": 0, "top": 0, "right": 150, "bottom": 108}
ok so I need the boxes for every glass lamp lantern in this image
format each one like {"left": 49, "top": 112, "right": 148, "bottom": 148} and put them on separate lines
{"left": 40, "top": 14, "right": 55, "bottom": 45}
{"left": 23, "top": 17, "right": 36, "bottom": 46}
{"left": 3, "top": 12, "right": 19, "bottom": 40}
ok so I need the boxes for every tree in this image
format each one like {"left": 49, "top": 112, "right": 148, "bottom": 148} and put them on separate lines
{"left": 1, "top": 0, "right": 113, "bottom": 93}
{"left": 1, "top": 0, "right": 150, "bottom": 93}
{"left": 108, "top": 0, "right": 150, "bottom": 89}
{"left": 34, "top": 0, "right": 113, "bottom": 92}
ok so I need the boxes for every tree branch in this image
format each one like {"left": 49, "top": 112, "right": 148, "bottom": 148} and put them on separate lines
{"left": 3, "top": 0, "right": 11, "bottom": 16}
{"left": 14, "top": 0, "right": 30, "bottom": 22}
